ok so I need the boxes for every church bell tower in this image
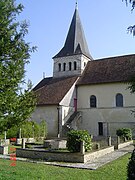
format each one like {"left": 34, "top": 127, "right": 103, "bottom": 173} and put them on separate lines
{"left": 53, "top": 4, "right": 93, "bottom": 78}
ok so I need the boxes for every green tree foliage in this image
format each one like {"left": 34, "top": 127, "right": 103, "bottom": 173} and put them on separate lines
{"left": 127, "top": 147, "right": 135, "bottom": 180}
{"left": 67, "top": 130, "right": 92, "bottom": 152}
{"left": 123, "top": 0, "right": 135, "bottom": 9}
{"left": 6, "top": 120, "right": 47, "bottom": 139}
{"left": 116, "top": 128, "right": 132, "bottom": 140}
{"left": 39, "top": 120, "right": 48, "bottom": 138}
{"left": 123, "top": 0, "right": 135, "bottom": 35}
{"left": 0, "top": 0, "right": 36, "bottom": 132}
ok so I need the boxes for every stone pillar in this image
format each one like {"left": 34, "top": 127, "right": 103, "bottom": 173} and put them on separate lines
{"left": 96, "top": 143, "right": 100, "bottom": 150}
{"left": 19, "top": 128, "right": 21, "bottom": 139}
{"left": 117, "top": 136, "right": 120, "bottom": 145}
{"left": 57, "top": 106, "right": 60, "bottom": 138}
{"left": 90, "top": 135, "right": 93, "bottom": 140}
{"left": 74, "top": 98, "right": 77, "bottom": 112}
{"left": 0, "top": 139, "right": 2, "bottom": 146}
{"left": 4, "top": 131, "right": 6, "bottom": 140}
{"left": 107, "top": 136, "right": 111, "bottom": 146}
{"left": 80, "top": 141, "right": 85, "bottom": 155}
{"left": 22, "top": 138, "right": 26, "bottom": 149}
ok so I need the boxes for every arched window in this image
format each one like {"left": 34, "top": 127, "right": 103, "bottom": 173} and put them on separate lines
{"left": 63, "top": 63, "right": 66, "bottom": 71}
{"left": 69, "top": 62, "right": 72, "bottom": 71}
{"left": 116, "top": 93, "right": 123, "bottom": 107}
{"left": 74, "top": 61, "right": 77, "bottom": 70}
{"left": 90, "top": 95, "right": 97, "bottom": 108}
{"left": 58, "top": 63, "right": 61, "bottom": 71}
{"left": 84, "top": 62, "right": 86, "bottom": 67}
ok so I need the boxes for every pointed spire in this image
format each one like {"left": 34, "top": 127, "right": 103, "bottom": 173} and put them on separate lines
{"left": 53, "top": 6, "right": 92, "bottom": 59}
{"left": 75, "top": 0, "right": 78, "bottom": 10}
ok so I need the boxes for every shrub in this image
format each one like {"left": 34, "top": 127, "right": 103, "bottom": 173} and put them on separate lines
{"left": 6, "top": 120, "right": 47, "bottom": 139}
{"left": 7, "top": 126, "right": 18, "bottom": 139}
{"left": 66, "top": 130, "right": 92, "bottom": 152}
{"left": 127, "top": 147, "right": 135, "bottom": 180}
{"left": 116, "top": 128, "right": 132, "bottom": 140}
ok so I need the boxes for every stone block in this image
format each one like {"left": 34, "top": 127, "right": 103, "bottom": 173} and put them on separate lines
{"left": 0, "top": 146, "right": 8, "bottom": 155}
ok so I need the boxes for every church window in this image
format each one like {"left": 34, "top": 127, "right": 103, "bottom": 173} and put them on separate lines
{"left": 90, "top": 95, "right": 97, "bottom": 108}
{"left": 63, "top": 63, "right": 66, "bottom": 71}
{"left": 69, "top": 62, "right": 72, "bottom": 71}
{"left": 74, "top": 61, "right": 77, "bottom": 70}
{"left": 116, "top": 93, "right": 123, "bottom": 107}
{"left": 58, "top": 63, "right": 61, "bottom": 71}
{"left": 84, "top": 62, "right": 86, "bottom": 67}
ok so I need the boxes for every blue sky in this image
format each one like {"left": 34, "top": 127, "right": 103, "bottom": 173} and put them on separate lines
{"left": 16, "top": 0, "right": 135, "bottom": 87}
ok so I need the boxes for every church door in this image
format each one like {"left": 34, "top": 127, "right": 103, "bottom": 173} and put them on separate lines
{"left": 98, "top": 122, "right": 103, "bottom": 136}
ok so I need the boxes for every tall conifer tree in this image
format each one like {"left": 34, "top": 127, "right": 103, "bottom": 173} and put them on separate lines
{"left": 0, "top": 0, "right": 36, "bottom": 132}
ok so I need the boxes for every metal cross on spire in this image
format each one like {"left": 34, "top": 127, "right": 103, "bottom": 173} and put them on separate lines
{"left": 75, "top": 0, "right": 78, "bottom": 9}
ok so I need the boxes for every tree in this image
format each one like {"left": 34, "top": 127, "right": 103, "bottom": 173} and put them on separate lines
{"left": 127, "top": 147, "right": 135, "bottom": 180}
{"left": 39, "top": 120, "right": 47, "bottom": 138}
{"left": 0, "top": 0, "right": 36, "bottom": 132}
{"left": 123, "top": 0, "right": 135, "bottom": 9}
{"left": 123, "top": 0, "right": 135, "bottom": 35}
{"left": 6, "top": 120, "right": 47, "bottom": 139}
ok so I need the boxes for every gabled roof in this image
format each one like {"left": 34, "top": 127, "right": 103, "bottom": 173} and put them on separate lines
{"left": 77, "top": 54, "right": 135, "bottom": 85}
{"left": 33, "top": 76, "right": 78, "bottom": 105}
{"left": 53, "top": 7, "right": 92, "bottom": 59}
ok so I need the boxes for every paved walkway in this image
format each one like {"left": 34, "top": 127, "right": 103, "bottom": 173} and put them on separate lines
{"left": 0, "top": 145, "right": 134, "bottom": 170}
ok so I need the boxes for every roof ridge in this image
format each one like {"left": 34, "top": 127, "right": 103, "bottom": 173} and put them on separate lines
{"left": 95, "top": 54, "right": 135, "bottom": 62}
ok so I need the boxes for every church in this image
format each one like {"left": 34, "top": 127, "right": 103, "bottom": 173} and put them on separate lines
{"left": 32, "top": 5, "right": 135, "bottom": 138}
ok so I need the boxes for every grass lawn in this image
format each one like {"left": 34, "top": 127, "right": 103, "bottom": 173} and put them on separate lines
{"left": 0, "top": 153, "right": 131, "bottom": 180}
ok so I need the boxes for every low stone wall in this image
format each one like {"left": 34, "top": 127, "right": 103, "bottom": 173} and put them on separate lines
{"left": 16, "top": 146, "right": 115, "bottom": 163}
{"left": 16, "top": 138, "right": 35, "bottom": 145}
{"left": 16, "top": 148, "right": 83, "bottom": 162}
{"left": 0, "top": 139, "right": 10, "bottom": 146}
{"left": 84, "top": 146, "right": 114, "bottom": 163}
{"left": 0, "top": 146, "right": 8, "bottom": 155}
{"left": 26, "top": 138, "right": 35, "bottom": 143}
{"left": 116, "top": 140, "right": 133, "bottom": 149}
{"left": 44, "top": 139, "right": 67, "bottom": 149}
{"left": 16, "top": 138, "right": 22, "bottom": 145}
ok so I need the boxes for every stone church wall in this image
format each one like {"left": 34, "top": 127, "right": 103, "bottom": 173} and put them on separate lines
{"left": 77, "top": 83, "right": 135, "bottom": 137}
{"left": 31, "top": 105, "right": 58, "bottom": 137}
{"left": 53, "top": 54, "right": 90, "bottom": 78}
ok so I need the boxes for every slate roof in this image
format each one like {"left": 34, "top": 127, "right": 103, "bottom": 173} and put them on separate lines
{"left": 33, "top": 76, "right": 78, "bottom": 105}
{"left": 53, "top": 7, "right": 92, "bottom": 59}
{"left": 77, "top": 54, "right": 135, "bottom": 86}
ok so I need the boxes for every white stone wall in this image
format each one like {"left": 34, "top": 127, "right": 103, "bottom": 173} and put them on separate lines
{"left": 31, "top": 105, "right": 58, "bottom": 137}
{"left": 80, "top": 55, "right": 91, "bottom": 74}
{"left": 60, "top": 78, "right": 78, "bottom": 125}
{"left": 31, "top": 81, "right": 78, "bottom": 137}
{"left": 53, "top": 54, "right": 90, "bottom": 78}
{"left": 77, "top": 83, "right": 135, "bottom": 137}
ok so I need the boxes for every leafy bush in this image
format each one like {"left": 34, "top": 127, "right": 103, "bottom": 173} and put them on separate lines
{"left": 66, "top": 130, "right": 92, "bottom": 152}
{"left": 6, "top": 120, "right": 47, "bottom": 139}
{"left": 127, "top": 147, "right": 135, "bottom": 180}
{"left": 7, "top": 126, "right": 18, "bottom": 139}
{"left": 116, "top": 128, "right": 132, "bottom": 140}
